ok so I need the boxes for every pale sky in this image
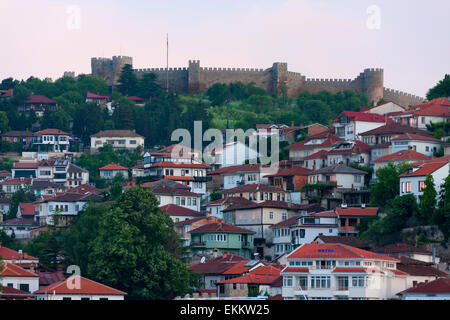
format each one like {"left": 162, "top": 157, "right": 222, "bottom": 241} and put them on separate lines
{"left": 0, "top": 0, "right": 449, "bottom": 97}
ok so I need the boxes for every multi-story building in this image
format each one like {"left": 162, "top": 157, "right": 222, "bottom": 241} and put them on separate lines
{"left": 281, "top": 243, "right": 408, "bottom": 300}
{"left": 19, "top": 94, "right": 58, "bottom": 116}
{"left": 34, "top": 129, "right": 71, "bottom": 153}
{"left": 391, "top": 133, "right": 442, "bottom": 156}
{"left": 90, "top": 130, "right": 145, "bottom": 152}
{"left": 206, "top": 164, "right": 266, "bottom": 192}
{"left": 221, "top": 183, "right": 292, "bottom": 203}
{"left": 189, "top": 221, "right": 255, "bottom": 259}
{"left": 331, "top": 111, "right": 390, "bottom": 141}
{"left": 99, "top": 163, "right": 129, "bottom": 180}
{"left": 1, "top": 130, "right": 37, "bottom": 147}
{"left": 372, "top": 149, "right": 430, "bottom": 181}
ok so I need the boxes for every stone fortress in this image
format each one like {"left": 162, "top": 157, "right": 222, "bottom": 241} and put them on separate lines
{"left": 91, "top": 56, "right": 424, "bottom": 107}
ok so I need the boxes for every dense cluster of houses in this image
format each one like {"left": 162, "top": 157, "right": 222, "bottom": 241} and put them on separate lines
{"left": 0, "top": 96, "right": 449, "bottom": 300}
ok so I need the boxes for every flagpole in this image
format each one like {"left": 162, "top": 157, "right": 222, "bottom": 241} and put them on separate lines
{"left": 166, "top": 33, "right": 169, "bottom": 92}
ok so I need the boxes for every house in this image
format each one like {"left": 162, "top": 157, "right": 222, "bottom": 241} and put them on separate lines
{"left": 216, "top": 264, "right": 283, "bottom": 298}
{"left": 99, "top": 163, "right": 129, "bottom": 180}
{"left": 144, "top": 144, "right": 203, "bottom": 166}
{"left": 0, "top": 262, "right": 40, "bottom": 294}
{"left": 160, "top": 203, "right": 205, "bottom": 223}
{"left": 397, "top": 278, "right": 450, "bottom": 300}
{"left": 189, "top": 254, "right": 249, "bottom": 290}
{"left": 35, "top": 276, "right": 127, "bottom": 300}
{"left": 394, "top": 256, "right": 448, "bottom": 289}
{"left": 206, "top": 164, "right": 266, "bottom": 192}
{"left": 0, "top": 245, "right": 39, "bottom": 264}
{"left": 271, "top": 216, "right": 298, "bottom": 257}
{"left": 0, "top": 170, "right": 12, "bottom": 181}
{"left": 281, "top": 243, "right": 407, "bottom": 300}
{"left": 302, "top": 150, "right": 328, "bottom": 170}
{"left": 210, "top": 141, "right": 260, "bottom": 169}
{"left": 286, "top": 132, "right": 343, "bottom": 165}
{"left": 66, "top": 163, "right": 89, "bottom": 188}
{"left": 399, "top": 157, "right": 449, "bottom": 200}
{"left": 11, "top": 162, "right": 38, "bottom": 178}
{"left": 86, "top": 91, "right": 109, "bottom": 108}
{"left": 142, "top": 179, "right": 202, "bottom": 211}
{"left": 17, "top": 203, "right": 36, "bottom": 220}
{"left": 290, "top": 211, "right": 340, "bottom": 248}
{"left": 146, "top": 161, "right": 210, "bottom": 195}
{"left": 372, "top": 149, "right": 430, "bottom": 181}
{"left": 0, "top": 89, "right": 13, "bottom": 101}
{"left": 1, "top": 130, "right": 37, "bottom": 147}
{"left": 205, "top": 197, "right": 255, "bottom": 220}
{"left": 0, "top": 197, "right": 12, "bottom": 220}
{"left": 127, "top": 96, "right": 146, "bottom": 106}
{"left": 0, "top": 218, "right": 40, "bottom": 239}
{"left": 373, "top": 243, "right": 439, "bottom": 264}
{"left": 31, "top": 180, "right": 66, "bottom": 196}
{"left": 36, "top": 192, "right": 103, "bottom": 226}
{"left": 175, "top": 216, "right": 222, "bottom": 247}
{"left": 19, "top": 94, "right": 58, "bottom": 116}
{"left": 221, "top": 183, "right": 292, "bottom": 203}
{"left": 265, "top": 166, "right": 312, "bottom": 192}
{"left": 90, "top": 130, "right": 145, "bottom": 152}
{"left": 326, "top": 140, "right": 370, "bottom": 167}
{"left": 306, "top": 165, "right": 368, "bottom": 209}
{"left": 336, "top": 206, "right": 378, "bottom": 235}
{"left": 332, "top": 111, "right": 390, "bottom": 141}
{"left": 34, "top": 129, "right": 71, "bottom": 153}
{"left": 222, "top": 200, "right": 302, "bottom": 259}
{"left": 189, "top": 221, "right": 255, "bottom": 259}
{"left": 131, "top": 164, "right": 145, "bottom": 178}
{"left": 391, "top": 133, "right": 442, "bottom": 156}
{"left": 0, "top": 177, "right": 32, "bottom": 194}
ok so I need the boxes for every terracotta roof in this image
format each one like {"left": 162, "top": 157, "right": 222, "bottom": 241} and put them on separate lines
{"left": 270, "top": 216, "right": 299, "bottom": 228}
{"left": 0, "top": 177, "right": 32, "bottom": 185}
{"left": 399, "top": 278, "right": 450, "bottom": 295}
{"left": 282, "top": 267, "right": 309, "bottom": 273}
{"left": 373, "top": 149, "right": 430, "bottom": 162}
{"left": 222, "top": 183, "right": 285, "bottom": 194}
{"left": 399, "top": 158, "right": 448, "bottom": 177}
{"left": 151, "top": 162, "right": 210, "bottom": 169}
{"left": 45, "top": 192, "right": 102, "bottom": 203}
{"left": 189, "top": 255, "right": 248, "bottom": 274}
{"left": 222, "top": 200, "right": 303, "bottom": 212}
{"left": 19, "top": 203, "right": 35, "bottom": 216}
{"left": 99, "top": 163, "right": 128, "bottom": 171}
{"left": 264, "top": 166, "right": 312, "bottom": 177}
{"left": 359, "top": 123, "right": 431, "bottom": 136}
{"left": 374, "top": 243, "right": 431, "bottom": 255}
{"left": 303, "top": 150, "right": 329, "bottom": 160}
{"left": 160, "top": 204, "right": 204, "bottom": 217}
{"left": 337, "top": 111, "right": 388, "bottom": 123}
{"left": 0, "top": 246, "right": 38, "bottom": 261}
{"left": 127, "top": 96, "right": 145, "bottom": 102}
{"left": 413, "top": 104, "right": 450, "bottom": 117}
{"left": 189, "top": 222, "right": 255, "bottom": 234}
{"left": 308, "top": 164, "right": 367, "bottom": 175}
{"left": 392, "top": 133, "right": 442, "bottom": 142}
{"left": 86, "top": 91, "right": 109, "bottom": 99}
{"left": 332, "top": 267, "right": 367, "bottom": 273}
{"left": 222, "top": 260, "right": 254, "bottom": 275}
{"left": 68, "top": 184, "right": 100, "bottom": 195}
{"left": 208, "top": 164, "right": 262, "bottom": 175}
{"left": 90, "top": 130, "right": 144, "bottom": 138}
{"left": 286, "top": 133, "right": 343, "bottom": 149}
{"left": 1, "top": 262, "right": 39, "bottom": 277}
{"left": 35, "top": 276, "right": 127, "bottom": 295}
{"left": 287, "top": 243, "right": 398, "bottom": 261}
{"left": 336, "top": 207, "right": 379, "bottom": 217}
{"left": 303, "top": 210, "right": 338, "bottom": 218}
{"left": 0, "top": 217, "right": 39, "bottom": 227}
{"left": 206, "top": 196, "right": 255, "bottom": 207}
{"left": 144, "top": 180, "right": 200, "bottom": 197}
{"left": 0, "top": 286, "right": 34, "bottom": 297}
{"left": 35, "top": 129, "right": 69, "bottom": 136}
{"left": 25, "top": 94, "right": 57, "bottom": 104}
{"left": 165, "top": 176, "right": 194, "bottom": 181}
{"left": 217, "top": 265, "right": 281, "bottom": 285}
{"left": 314, "top": 235, "right": 371, "bottom": 249}
{"left": 397, "top": 257, "right": 448, "bottom": 277}
{"left": 13, "top": 162, "right": 38, "bottom": 169}
{"left": 174, "top": 216, "right": 207, "bottom": 226}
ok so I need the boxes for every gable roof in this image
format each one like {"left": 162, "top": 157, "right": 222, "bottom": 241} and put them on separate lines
{"left": 399, "top": 158, "right": 449, "bottom": 177}
{"left": 19, "top": 203, "right": 36, "bottom": 216}
{"left": 86, "top": 91, "right": 109, "bottom": 99}
{"left": 35, "top": 129, "right": 69, "bottom": 136}
{"left": 160, "top": 204, "right": 204, "bottom": 217}
{"left": 189, "top": 222, "right": 255, "bottom": 234}
{"left": 35, "top": 276, "right": 127, "bottom": 295}
{"left": 359, "top": 123, "right": 431, "bottom": 136}
{"left": 374, "top": 243, "right": 431, "bottom": 255}
{"left": 264, "top": 166, "right": 312, "bottom": 177}
{"left": 0, "top": 246, "right": 38, "bottom": 261}
{"left": 337, "top": 111, "right": 388, "bottom": 123}
{"left": 373, "top": 149, "right": 430, "bottom": 163}
{"left": 1, "top": 262, "right": 39, "bottom": 277}
{"left": 90, "top": 130, "right": 144, "bottom": 138}
{"left": 222, "top": 183, "right": 285, "bottom": 194}
{"left": 336, "top": 207, "right": 378, "bottom": 217}
{"left": 286, "top": 132, "right": 343, "bottom": 149}
{"left": 189, "top": 255, "right": 249, "bottom": 274}
{"left": 287, "top": 243, "right": 399, "bottom": 261}
{"left": 99, "top": 163, "right": 128, "bottom": 171}
{"left": 217, "top": 265, "right": 281, "bottom": 285}
{"left": 222, "top": 200, "right": 303, "bottom": 212}
{"left": 398, "top": 278, "right": 450, "bottom": 295}
{"left": 392, "top": 133, "right": 442, "bottom": 143}
{"left": 25, "top": 94, "right": 57, "bottom": 104}
{"left": 308, "top": 164, "right": 367, "bottom": 175}
{"left": 413, "top": 104, "right": 450, "bottom": 117}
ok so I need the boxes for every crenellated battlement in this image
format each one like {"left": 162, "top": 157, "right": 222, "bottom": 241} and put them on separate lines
{"left": 91, "top": 56, "right": 421, "bottom": 107}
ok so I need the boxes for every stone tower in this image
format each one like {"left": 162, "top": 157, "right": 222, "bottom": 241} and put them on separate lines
{"left": 188, "top": 60, "right": 201, "bottom": 94}
{"left": 272, "top": 62, "right": 288, "bottom": 95}
{"left": 362, "top": 68, "right": 384, "bottom": 105}
{"left": 91, "top": 56, "right": 132, "bottom": 87}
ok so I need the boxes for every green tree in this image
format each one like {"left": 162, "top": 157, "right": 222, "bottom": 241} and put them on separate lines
{"left": 87, "top": 187, "right": 199, "bottom": 299}
{"left": 6, "top": 188, "right": 36, "bottom": 220}
{"left": 117, "top": 64, "right": 137, "bottom": 97}
{"left": 433, "top": 175, "right": 450, "bottom": 242}
{"left": 24, "top": 230, "right": 65, "bottom": 269}
{"left": 0, "top": 111, "right": 10, "bottom": 134}
{"left": 426, "top": 74, "right": 450, "bottom": 100}
{"left": 418, "top": 175, "right": 437, "bottom": 224}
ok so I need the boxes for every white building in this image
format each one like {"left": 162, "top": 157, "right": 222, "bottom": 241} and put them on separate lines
{"left": 392, "top": 133, "right": 442, "bottom": 156}
{"left": 0, "top": 262, "right": 40, "bottom": 294}
{"left": 397, "top": 278, "right": 450, "bottom": 300}
{"left": 211, "top": 141, "right": 259, "bottom": 169}
{"left": 35, "top": 276, "right": 127, "bottom": 300}
{"left": 399, "top": 157, "right": 449, "bottom": 200}
{"left": 90, "top": 130, "right": 145, "bottom": 152}
{"left": 332, "top": 111, "right": 389, "bottom": 141}
{"left": 281, "top": 243, "right": 408, "bottom": 300}
{"left": 290, "top": 211, "right": 340, "bottom": 248}
{"left": 34, "top": 129, "right": 71, "bottom": 153}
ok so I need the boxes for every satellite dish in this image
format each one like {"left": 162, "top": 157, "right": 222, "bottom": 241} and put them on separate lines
{"left": 200, "top": 256, "right": 206, "bottom": 264}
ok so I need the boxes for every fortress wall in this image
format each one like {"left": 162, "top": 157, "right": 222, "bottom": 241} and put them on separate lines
{"left": 284, "top": 72, "right": 306, "bottom": 97}
{"left": 383, "top": 88, "right": 424, "bottom": 108}
{"left": 135, "top": 68, "right": 189, "bottom": 93}
{"left": 302, "top": 78, "right": 359, "bottom": 95}
{"left": 197, "top": 67, "right": 273, "bottom": 93}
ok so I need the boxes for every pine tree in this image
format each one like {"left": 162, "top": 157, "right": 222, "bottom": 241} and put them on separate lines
{"left": 419, "top": 174, "right": 437, "bottom": 224}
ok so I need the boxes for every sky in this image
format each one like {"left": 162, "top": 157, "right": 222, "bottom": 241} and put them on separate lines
{"left": 0, "top": 0, "right": 449, "bottom": 97}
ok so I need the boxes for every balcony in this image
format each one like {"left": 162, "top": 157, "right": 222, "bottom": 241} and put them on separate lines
{"left": 193, "top": 176, "right": 212, "bottom": 183}
{"left": 191, "top": 242, "right": 205, "bottom": 247}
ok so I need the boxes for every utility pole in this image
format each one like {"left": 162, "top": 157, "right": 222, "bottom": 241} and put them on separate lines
{"left": 166, "top": 33, "right": 169, "bottom": 92}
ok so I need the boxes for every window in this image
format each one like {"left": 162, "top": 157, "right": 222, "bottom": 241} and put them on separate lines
{"left": 192, "top": 198, "right": 197, "bottom": 206}
{"left": 337, "top": 276, "right": 349, "bottom": 291}
{"left": 310, "top": 276, "right": 330, "bottom": 289}
{"left": 352, "top": 276, "right": 365, "bottom": 287}
{"left": 299, "top": 229, "right": 305, "bottom": 238}
{"left": 130, "top": 140, "right": 137, "bottom": 144}
{"left": 282, "top": 212, "right": 287, "bottom": 221}
{"left": 269, "top": 212, "right": 273, "bottom": 219}
{"left": 419, "top": 181, "right": 426, "bottom": 192}
{"left": 297, "top": 276, "right": 308, "bottom": 289}
{"left": 62, "top": 297, "right": 72, "bottom": 300}
{"left": 81, "top": 298, "right": 90, "bottom": 301}
{"left": 283, "top": 276, "right": 293, "bottom": 287}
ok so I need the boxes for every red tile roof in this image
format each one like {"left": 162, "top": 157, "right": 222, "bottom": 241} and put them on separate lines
{"left": 35, "top": 276, "right": 127, "bottom": 295}
{"left": 303, "top": 210, "right": 337, "bottom": 218}
{"left": 332, "top": 267, "right": 367, "bottom": 273}
{"left": 160, "top": 204, "right": 204, "bottom": 217}
{"left": 303, "top": 150, "right": 329, "bottom": 160}
{"left": 127, "top": 96, "right": 145, "bottom": 102}
{"left": 287, "top": 243, "right": 398, "bottom": 261}
{"left": 68, "top": 184, "right": 100, "bottom": 195}
{"left": 208, "top": 164, "right": 262, "bottom": 175}
{"left": 222, "top": 183, "right": 285, "bottom": 194}
{"left": 373, "top": 149, "right": 430, "bottom": 162}
{"left": 270, "top": 216, "right": 299, "bottom": 228}
{"left": 0, "top": 177, "right": 32, "bottom": 185}
{"left": 99, "top": 163, "right": 128, "bottom": 171}
{"left": 374, "top": 243, "right": 431, "bottom": 255}
{"left": 0, "top": 286, "right": 34, "bottom": 297}
{"left": 189, "top": 222, "right": 255, "bottom": 234}
{"left": 222, "top": 260, "right": 253, "bottom": 275}
{"left": 222, "top": 200, "right": 303, "bottom": 212}
{"left": 86, "top": 91, "right": 109, "bottom": 99}
{"left": 90, "top": 130, "right": 144, "bottom": 138}
{"left": 13, "top": 162, "right": 39, "bottom": 169}
{"left": 399, "top": 278, "right": 450, "bottom": 295}
{"left": 19, "top": 203, "right": 35, "bottom": 216}
{"left": 264, "top": 166, "right": 312, "bottom": 177}
{"left": 282, "top": 267, "right": 309, "bottom": 273}
{"left": 0, "top": 246, "right": 38, "bottom": 261}
{"left": 25, "top": 95, "right": 57, "bottom": 104}
{"left": 392, "top": 133, "right": 442, "bottom": 142}
{"left": 359, "top": 123, "right": 431, "bottom": 136}
{"left": 151, "top": 162, "right": 210, "bottom": 169}
{"left": 1, "top": 262, "right": 39, "bottom": 277}
{"left": 337, "top": 111, "right": 389, "bottom": 123}
{"left": 165, "top": 176, "right": 195, "bottom": 181}
{"left": 217, "top": 265, "right": 281, "bottom": 285}
{"left": 399, "top": 158, "right": 448, "bottom": 177}
{"left": 286, "top": 133, "right": 343, "bottom": 149}
{"left": 413, "top": 104, "right": 450, "bottom": 117}
{"left": 190, "top": 255, "right": 248, "bottom": 274}
{"left": 336, "top": 207, "right": 379, "bottom": 217}
{"left": 314, "top": 235, "right": 370, "bottom": 249}
{"left": 35, "top": 129, "right": 70, "bottom": 135}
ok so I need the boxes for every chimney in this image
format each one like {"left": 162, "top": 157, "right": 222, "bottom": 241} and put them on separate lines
{"left": 30, "top": 264, "right": 35, "bottom": 273}
{"left": 18, "top": 249, "right": 23, "bottom": 260}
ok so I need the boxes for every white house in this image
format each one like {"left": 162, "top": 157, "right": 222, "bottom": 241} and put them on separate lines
{"left": 99, "top": 163, "right": 129, "bottom": 180}
{"left": 391, "top": 133, "right": 442, "bottom": 156}
{"left": 34, "top": 129, "right": 71, "bottom": 153}
{"left": 332, "top": 111, "right": 389, "bottom": 141}
{"left": 35, "top": 276, "right": 127, "bottom": 300}
{"left": 0, "top": 262, "right": 40, "bottom": 294}
{"left": 211, "top": 141, "right": 259, "bottom": 169}
{"left": 399, "top": 157, "right": 449, "bottom": 200}
{"left": 90, "top": 130, "right": 145, "bottom": 152}
{"left": 290, "top": 211, "right": 340, "bottom": 248}
{"left": 281, "top": 243, "right": 408, "bottom": 300}
{"left": 397, "top": 278, "right": 450, "bottom": 300}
